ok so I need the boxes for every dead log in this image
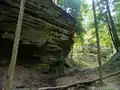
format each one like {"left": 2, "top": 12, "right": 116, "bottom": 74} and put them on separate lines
{"left": 39, "top": 70, "right": 120, "bottom": 90}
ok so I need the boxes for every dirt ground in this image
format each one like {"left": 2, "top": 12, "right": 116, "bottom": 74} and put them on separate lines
{"left": 0, "top": 52, "right": 120, "bottom": 90}
{"left": 0, "top": 65, "right": 120, "bottom": 90}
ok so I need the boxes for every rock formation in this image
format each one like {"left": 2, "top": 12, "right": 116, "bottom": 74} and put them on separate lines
{"left": 0, "top": 0, "right": 75, "bottom": 67}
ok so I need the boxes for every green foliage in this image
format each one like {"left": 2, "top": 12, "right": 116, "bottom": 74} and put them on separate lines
{"left": 57, "top": 0, "right": 118, "bottom": 68}
{"left": 70, "top": 0, "right": 116, "bottom": 68}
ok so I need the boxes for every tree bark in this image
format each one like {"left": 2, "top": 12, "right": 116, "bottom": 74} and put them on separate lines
{"left": 5, "top": 0, "right": 26, "bottom": 89}
{"left": 92, "top": 0, "right": 103, "bottom": 85}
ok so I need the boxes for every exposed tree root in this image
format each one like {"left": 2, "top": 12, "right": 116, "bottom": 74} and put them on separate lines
{"left": 39, "top": 70, "right": 120, "bottom": 90}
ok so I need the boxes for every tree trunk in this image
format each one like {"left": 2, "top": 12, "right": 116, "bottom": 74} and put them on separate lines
{"left": 70, "top": 46, "right": 73, "bottom": 60}
{"left": 92, "top": 0, "right": 103, "bottom": 85}
{"left": 105, "top": 12, "right": 117, "bottom": 50}
{"left": 105, "top": 0, "right": 120, "bottom": 51}
{"left": 97, "top": 0, "right": 117, "bottom": 52}
{"left": 111, "top": 43, "right": 114, "bottom": 54}
{"left": 5, "top": 0, "right": 25, "bottom": 89}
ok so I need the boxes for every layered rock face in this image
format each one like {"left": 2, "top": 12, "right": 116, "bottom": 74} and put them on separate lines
{"left": 0, "top": 0, "right": 75, "bottom": 66}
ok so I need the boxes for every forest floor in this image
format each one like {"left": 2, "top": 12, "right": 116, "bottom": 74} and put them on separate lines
{"left": 0, "top": 53, "right": 120, "bottom": 90}
{"left": 0, "top": 65, "right": 120, "bottom": 90}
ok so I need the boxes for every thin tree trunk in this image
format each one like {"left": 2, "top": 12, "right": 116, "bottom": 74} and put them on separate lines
{"left": 105, "top": 0, "right": 120, "bottom": 51}
{"left": 71, "top": 46, "right": 73, "bottom": 60}
{"left": 5, "top": 0, "right": 25, "bottom": 89}
{"left": 92, "top": 0, "right": 103, "bottom": 85}
{"left": 105, "top": 12, "right": 117, "bottom": 51}
{"left": 111, "top": 43, "right": 114, "bottom": 54}
{"left": 96, "top": 0, "right": 117, "bottom": 51}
